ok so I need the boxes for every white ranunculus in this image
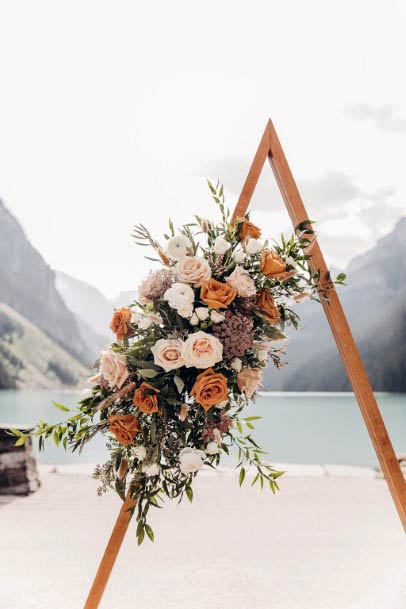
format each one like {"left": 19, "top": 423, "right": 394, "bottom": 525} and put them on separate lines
{"left": 167, "top": 235, "right": 191, "bottom": 260}
{"left": 99, "top": 349, "right": 128, "bottom": 389}
{"left": 133, "top": 445, "right": 147, "bottom": 461}
{"left": 151, "top": 338, "right": 184, "bottom": 371}
{"left": 230, "top": 357, "right": 243, "bottom": 372}
{"left": 210, "top": 310, "right": 225, "bottom": 324}
{"left": 233, "top": 248, "right": 246, "bottom": 263}
{"left": 213, "top": 236, "right": 231, "bottom": 255}
{"left": 246, "top": 238, "right": 264, "bottom": 255}
{"left": 181, "top": 330, "right": 223, "bottom": 369}
{"left": 142, "top": 462, "right": 160, "bottom": 477}
{"left": 225, "top": 265, "right": 256, "bottom": 297}
{"left": 164, "top": 282, "right": 195, "bottom": 312}
{"left": 195, "top": 306, "right": 209, "bottom": 321}
{"left": 132, "top": 311, "right": 162, "bottom": 329}
{"left": 206, "top": 441, "right": 219, "bottom": 455}
{"left": 179, "top": 447, "right": 206, "bottom": 474}
{"left": 176, "top": 256, "right": 211, "bottom": 287}
{"left": 178, "top": 304, "right": 194, "bottom": 318}
{"left": 189, "top": 313, "right": 199, "bottom": 326}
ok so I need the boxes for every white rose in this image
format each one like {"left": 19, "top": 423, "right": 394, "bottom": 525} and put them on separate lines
{"left": 132, "top": 311, "right": 162, "bottom": 329}
{"left": 167, "top": 235, "right": 191, "bottom": 260}
{"left": 233, "top": 248, "right": 246, "bottom": 263}
{"left": 246, "top": 238, "right": 264, "bottom": 255}
{"left": 225, "top": 265, "right": 256, "bottom": 297}
{"left": 214, "top": 236, "right": 231, "bottom": 255}
{"left": 206, "top": 441, "right": 219, "bottom": 455}
{"left": 133, "top": 445, "right": 147, "bottom": 461}
{"left": 195, "top": 307, "right": 210, "bottom": 321}
{"left": 176, "top": 256, "right": 211, "bottom": 287}
{"left": 164, "top": 282, "right": 195, "bottom": 312}
{"left": 210, "top": 310, "right": 225, "bottom": 323}
{"left": 142, "top": 463, "right": 160, "bottom": 477}
{"left": 99, "top": 349, "right": 128, "bottom": 389}
{"left": 151, "top": 338, "right": 184, "bottom": 371}
{"left": 181, "top": 330, "right": 223, "bottom": 369}
{"left": 190, "top": 313, "right": 199, "bottom": 326}
{"left": 179, "top": 447, "right": 206, "bottom": 474}
{"left": 230, "top": 357, "right": 242, "bottom": 372}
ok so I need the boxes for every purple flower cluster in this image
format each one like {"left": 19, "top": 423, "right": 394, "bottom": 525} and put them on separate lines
{"left": 212, "top": 310, "right": 254, "bottom": 359}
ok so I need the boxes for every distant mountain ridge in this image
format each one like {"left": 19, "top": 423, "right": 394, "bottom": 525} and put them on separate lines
{"left": 266, "top": 216, "right": 406, "bottom": 392}
{"left": 0, "top": 200, "right": 93, "bottom": 364}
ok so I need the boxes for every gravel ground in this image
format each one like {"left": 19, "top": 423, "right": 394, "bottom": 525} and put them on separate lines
{"left": 0, "top": 465, "right": 405, "bottom": 609}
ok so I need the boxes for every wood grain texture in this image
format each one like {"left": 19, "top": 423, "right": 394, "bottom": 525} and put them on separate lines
{"left": 83, "top": 494, "right": 137, "bottom": 609}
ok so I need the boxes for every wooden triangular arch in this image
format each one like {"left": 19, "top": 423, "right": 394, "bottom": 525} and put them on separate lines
{"left": 82, "top": 119, "right": 406, "bottom": 609}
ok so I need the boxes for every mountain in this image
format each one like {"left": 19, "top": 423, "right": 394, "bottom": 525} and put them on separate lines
{"left": 266, "top": 217, "right": 406, "bottom": 392}
{"left": 0, "top": 200, "right": 93, "bottom": 364}
{"left": 0, "top": 304, "right": 86, "bottom": 389}
{"left": 55, "top": 271, "right": 113, "bottom": 337}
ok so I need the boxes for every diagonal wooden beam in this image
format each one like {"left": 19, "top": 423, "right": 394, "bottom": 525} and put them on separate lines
{"left": 235, "top": 118, "right": 406, "bottom": 529}
{"left": 82, "top": 118, "right": 405, "bottom": 609}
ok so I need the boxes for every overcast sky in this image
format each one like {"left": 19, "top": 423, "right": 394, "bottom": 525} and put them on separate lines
{"left": 0, "top": 0, "right": 405, "bottom": 297}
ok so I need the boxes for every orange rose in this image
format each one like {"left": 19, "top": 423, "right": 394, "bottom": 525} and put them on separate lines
{"left": 256, "top": 290, "right": 281, "bottom": 324}
{"left": 260, "top": 249, "right": 287, "bottom": 279}
{"left": 190, "top": 367, "right": 229, "bottom": 412}
{"left": 133, "top": 382, "right": 160, "bottom": 414}
{"left": 200, "top": 278, "right": 237, "bottom": 309}
{"left": 110, "top": 307, "right": 133, "bottom": 340}
{"left": 108, "top": 414, "right": 140, "bottom": 446}
{"left": 238, "top": 217, "right": 262, "bottom": 241}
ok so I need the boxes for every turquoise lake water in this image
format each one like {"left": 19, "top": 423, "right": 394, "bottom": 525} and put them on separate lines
{"left": 0, "top": 390, "right": 405, "bottom": 467}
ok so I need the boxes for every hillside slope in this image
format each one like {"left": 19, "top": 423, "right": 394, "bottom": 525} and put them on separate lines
{"left": 0, "top": 303, "right": 87, "bottom": 389}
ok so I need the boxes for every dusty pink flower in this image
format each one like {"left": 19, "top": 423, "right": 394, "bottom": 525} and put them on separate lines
{"left": 225, "top": 265, "right": 256, "bottom": 297}
{"left": 175, "top": 255, "right": 211, "bottom": 287}
{"left": 138, "top": 268, "right": 175, "bottom": 303}
{"left": 99, "top": 349, "right": 129, "bottom": 389}
{"left": 211, "top": 311, "right": 254, "bottom": 359}
{"left": 237, "top": 367, "right": 262, "bottom": 398}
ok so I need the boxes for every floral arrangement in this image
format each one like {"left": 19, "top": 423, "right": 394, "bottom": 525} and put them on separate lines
{"left": 12, "top": 182, "right": 345, "bottom": 544}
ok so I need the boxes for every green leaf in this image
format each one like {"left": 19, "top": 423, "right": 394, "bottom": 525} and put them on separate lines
{"left": 138, "top": 369, "right": 159, "bottom": 379}
{"left": 145, "top": 524, "right": 154, "bottom": 542}
{"left": 239, "top": 467, "right": 246, "bottom": 487}
{"left": 15, "top": 435, "right": 26, "bottom": 447}
{"left": 173, "top": 376, "right": 185, "bottom": 394}
{"left": 52, "top": 401, "right": 70, "bottom": 412}
{"left": 186, "top": 486, "right": 193, "bottom": 503}
{"left": 137, "top": 528, "right": 145, "bottom": 545}
{"left": 53, "top": 430, "right": 60, "bottom": 447}
{"left": 244, "top": 416, "right": 262, "bottom": 421}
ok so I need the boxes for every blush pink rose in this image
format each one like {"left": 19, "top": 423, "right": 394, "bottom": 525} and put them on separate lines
{"left": 99, "top": 349, "right": 129, "bottom": 389}
{"left": 237, "top": 367, "right": 262, "bottom": 398}
{"left": 181, "top": 330, "right": 223, "bottom": 369}
{"left": 151, "top": 338, "right": 184, "bottom": 372}
{"left": 175, "top": 256, "right": 212, "bottom": 287}
{"left": 225, "top": 265, "right": 256, "bottom": 297}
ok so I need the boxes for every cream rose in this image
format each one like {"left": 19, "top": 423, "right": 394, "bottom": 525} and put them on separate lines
{"left": 99, "top": 349, "right": 129, "bottom": 389}
{"left": 225, "top": 265, "right": 256, "bottom": 297}
{"left": 176, "top": 256, "right": 211, "bottom": 287}
{"left": 151, "top": 338, "right": 184, "bottom": 372}
{"left": 179, "top": 447, "right": 206, "bottom": 474}
{"left": 181, "top": 330, "right": 223, "bottom": 369}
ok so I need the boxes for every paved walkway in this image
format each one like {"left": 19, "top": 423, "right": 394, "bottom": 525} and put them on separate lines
{"left": 0, "top": 466, "right": 405, "bottom": 609}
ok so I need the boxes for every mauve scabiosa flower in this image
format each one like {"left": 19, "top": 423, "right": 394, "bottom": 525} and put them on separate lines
{"left": 211, "top": 310, "right": 254, "bottom": 359}
{"left": 138, "top": 268, "right": 175, "bottom": 303}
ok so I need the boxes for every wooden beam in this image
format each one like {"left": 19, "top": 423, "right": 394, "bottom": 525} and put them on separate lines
{"left": 83, "top": 494, "right": 136, "bottom": 609}
{"left": 235, "top": 118, "right": 406, "bottom": 529}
